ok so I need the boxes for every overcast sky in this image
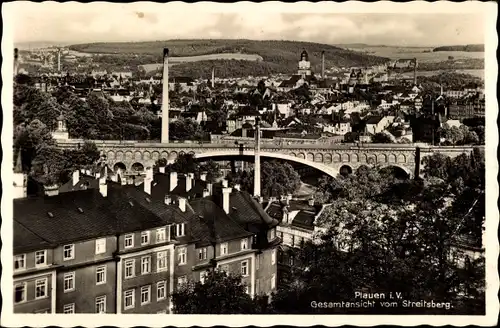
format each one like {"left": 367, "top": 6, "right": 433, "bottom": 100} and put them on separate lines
{"left": 9, "top": 2, "right": 485, "bottom": 47}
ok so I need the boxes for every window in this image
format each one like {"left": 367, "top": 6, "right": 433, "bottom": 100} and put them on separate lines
{"left": 96, "top": 265, "right": 107, "bottom": 285}
{"left": 271, "top": 249, "right": 276, "bottom": 265}
{"left": 95, "top": 238, "right": 106, "bottom": 254}
{"left": 141, "top": 285, "right": 151, "bottom": 305}
{"left": 291, "top": 235, "right": 295, "bottom": 247}
{"left": 14, "top": 282, "right": 26, "bottom": 303}
{"left": 63, "top": 303, "right": 75, "bottom": 314}
{"left": 124, "top": 289, "right": 135, "bottom": 309}
{"left": 241, "top": 260, "right": 248, "bottom": 276}
{"left": 35, "top": 278, "right": 47, "bottom": 299}
{"left": 141, "top": 256, "right": 151, "bottom": 274}
{"left": 256, "top": 254, "right": 260, "bottom": 270}
{"left": 157, "top": 251, "right": 168, "bottom": 272}
{"left": 241, "top": 238, "right": 248, "bottom": 250}
{"left": 220, "top": 242, "right": 228, "bottom": 256}
{"left": 95, "top": 295, "right": 106, "bottom": 313}
{"left": 200, "top": 271, "right": 208, "bottom": 284}
{"left": 64, "top": 272, "right": 75, "bottom": 292}
{"left": 279, "top": 231, "right": 284, "bottom": 240}
{"left": 156, "top": 228, "right": 166, "bottom": 243}
{"left": 271, "top": 274, "right": 276, "bottom": 289}
{"left": 178, "top": 247, "right": 187, "bottom": 265}
{"left": 141, "top": 231, "right": 150, "bottom": 245}
{"left": 63, "top": 244, "right": 74, "bottom": 260}
{"left": 157, "top": 281, "right": 166, "bottom": 301}
{"left": 124, "top": 259, "right": 135, "bottom": 278}
{"left": 177, "top": 275, "right": 187, "bottom": 288}
{"left": 14, "top": 254, "right": 26, "bottom": 270}
{"left": 176, "top": 223, "right": 185, "bottom": 237}
{"left": 35, "top": 250, "right": 47, "bottom": 267}
{"left": 198, "top": 248, "right": 207, "bottom": 260}
{"left": 124, "top": 234, "right": 134, "bottom": 248}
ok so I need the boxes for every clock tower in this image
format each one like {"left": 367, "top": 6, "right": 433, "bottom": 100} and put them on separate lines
{"left": 297, "top": 49, "right": 312, "bottom": 78}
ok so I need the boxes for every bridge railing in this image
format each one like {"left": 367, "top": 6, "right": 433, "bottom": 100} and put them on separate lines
{"left": 55, "top": 139, "right": 484, "bottom": 152}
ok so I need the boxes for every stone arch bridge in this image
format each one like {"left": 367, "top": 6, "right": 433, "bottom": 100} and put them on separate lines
{"left": 57, "top": 140, "right": 480, "bottom": 178}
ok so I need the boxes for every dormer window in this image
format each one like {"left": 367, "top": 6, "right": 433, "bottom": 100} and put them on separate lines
{"left": 175, "top": 223, "right": 185, "bottom": 237}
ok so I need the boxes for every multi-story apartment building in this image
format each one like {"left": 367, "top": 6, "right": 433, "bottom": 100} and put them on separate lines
{"left": 13, "top": 166, "right": 281, "bottom": 313}
{"left": 139, "top": 169, "right": 281, "bottom": 297}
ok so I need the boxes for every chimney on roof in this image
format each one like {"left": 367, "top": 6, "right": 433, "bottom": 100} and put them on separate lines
{"left": 222, "top": 179, "right": 228, "bottom": 188}
{"left": 96, "top": 172, "right": 101, "bottom": 179}
{"left": 170, "top": 172, "right": 178, "bottom": 191}
{"left": 286, "top": 194, "right": 292, "bottom": 205}
{"left": 222, "top": 187, "right": 232, "bottom": 214}
{"left": 44, "top": 185, "right": 59, "bottom": 197}
{"left": 203, "top": 188, "right": 210, "bottom": 198}
{"left": 200, "top": 172, "right": 207, "bottom": 181}
{"left": 234, "top": 184, "right": 241, "bottom": 191}
{"left": 99, "top": 177, "right": 108, "bottom": 197}
{"left": 186, "top": 173, "right": 194, "bottom": 192}
{"left": 178, "top": 197, "right": 186, "bottom": 212}
{"left": 164, "top": 194, "right": 172, "bottom": 205}
{"left": 159, "top": 166, "right": 166, "bottom": 174}
{"left": 72, "top": 170, "right": 80, "bottom": 186}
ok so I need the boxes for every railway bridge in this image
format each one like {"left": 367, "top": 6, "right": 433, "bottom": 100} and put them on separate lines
{"left": 56, "top": 140, "right": 480, "bottom": 178}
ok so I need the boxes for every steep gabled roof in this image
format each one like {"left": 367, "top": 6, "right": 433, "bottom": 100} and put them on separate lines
{"left": 228, "top": 191, "right": 278, "bottom": 227}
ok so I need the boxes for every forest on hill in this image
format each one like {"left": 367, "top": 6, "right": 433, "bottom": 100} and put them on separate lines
{"left": 69, "top": 39, "right": 390, "bottom": 77}
{"left": 433, "top": 44, "right": 484, "bottom": 52}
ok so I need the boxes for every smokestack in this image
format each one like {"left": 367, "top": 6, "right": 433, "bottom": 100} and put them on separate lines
{"left": 178, "top": 197, "right": 186, "bottom": 212}
{"left": 321, "top": 51, "right": 325, "bottom": 79}
{"left": 253, "top": 117, "right": 261, "bottom": 197}
{"left": 211, "top": 67, "right": 215, "bottom": 88}
{"left": 58, "top": 49, "right": 61, "bottom": 72}
{"left": 186, "top": 173, "right": 194, "bottom": 192}
{"left": 413, "top": 58, "right": 417, "bottom": 86}
{"left": 14, "top": 48, "right": 19, "bottom": 76}
{"left": 161, "top": 48, "right": 170, "bottom": 143}
{"left": 222, "top": 187, "right": 232, "bottom": 214}
{"left": 170, "top": 172, "right": 178, "bottom": 191}
{"left": 72, "top": 170, "right": 80, "bottom": 186}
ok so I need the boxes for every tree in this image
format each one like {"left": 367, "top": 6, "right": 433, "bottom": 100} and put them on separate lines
{"left": 170, "top": 118, "right": 205, "bottom": 141}
{"left": 372, "top": 132, "right": 393, "bottom": 143}
{"left": 198, "top": 160, "right": 223, "bottom": 183}
{"left": 228, "top": 161, "right": 301, "bottom": 198}
{"left": 172, "top": 270, "right": 258, "bottom": 314}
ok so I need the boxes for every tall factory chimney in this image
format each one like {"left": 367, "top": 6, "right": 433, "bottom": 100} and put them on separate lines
{"left": 211, "top": 67, "right": 215, "bottom": 88}
{"left": 321, "top": 51, "right": 325, "bottom": 79}
{"left": 253, "top": 116, "right": 261, "bottom": 197}
{"left": 57, "top": 49, "right": 61, "bottom": 72}
{"left": 413, "top": 58, "right": 417, "bottom": 86}
{"left": 14, "top": 48, "right": 19, "bottom": 76}
{"left": 161, "top": 48, "right": 170, "bottom": 143}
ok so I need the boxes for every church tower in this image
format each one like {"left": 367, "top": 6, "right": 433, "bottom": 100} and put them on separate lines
{"left": 297, "top": 49, "right": 312, "bottom": 78}
{"left": 13, "top": 150, "right": 27, "bottom": 199}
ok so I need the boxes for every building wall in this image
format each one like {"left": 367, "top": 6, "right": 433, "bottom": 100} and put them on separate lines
{"left": 14, "top": 271, "right": 55, "bottom": 313}
{"left": 255, "top": 248, "right": 278, "bottom": 296}
{"left": 53, "top": 236, "right": 117, "bottom": 267}
{"left": 56, "top": 260, "right": 116, "bottom": 313}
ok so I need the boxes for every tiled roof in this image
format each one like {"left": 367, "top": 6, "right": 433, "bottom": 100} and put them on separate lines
{"left": 14, "top": 189, "right": 118, "bottom": 246}
{"left": 14, "top": 221, "right": 54, "bottom": 254}
{"left": 145, "top": 172, "right": 208, "bottom": 200}
{"left": 366, "top": 116, "right": 383, "bottom": 124}
{"left": 228, "top": 191, "right": 278, "bottom": 227}
{"left": 190, "top": 199, "right": 252, "bottom": 247}
{"left": 59, "top": 174, "right": 99, "bottom": 193}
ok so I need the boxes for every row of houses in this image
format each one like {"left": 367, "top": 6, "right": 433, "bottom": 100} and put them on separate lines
{"left": 13, "top": 163, "right": 281, "bottom": 314}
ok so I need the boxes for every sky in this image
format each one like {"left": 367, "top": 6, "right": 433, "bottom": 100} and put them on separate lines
{"left": 8, "top": 2, "right": 485, "bottom": 47}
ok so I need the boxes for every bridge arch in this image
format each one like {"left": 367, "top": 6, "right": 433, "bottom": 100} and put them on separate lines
{"left": 380, "top": 165, "right": 412, "bottom": 178}
{"left": 194, "top": 150, "right": 339, "bottom": 178}
{"left": 131, "top": 162, "right": 145, "bottom": 172}
{"left": 113, "top": 162, "right": 127, "bottom": 172}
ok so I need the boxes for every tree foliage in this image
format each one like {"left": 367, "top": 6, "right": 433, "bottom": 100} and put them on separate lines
{"left": 228, "top": 161, "right": 301, "bottom": 198}
{"left": 172, "top": 270, "right": 264, "bottom": 314}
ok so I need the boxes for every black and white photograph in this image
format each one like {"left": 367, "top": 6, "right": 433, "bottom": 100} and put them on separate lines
{"left": 1, "top": 1, "right": 498, "bottom": 326}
